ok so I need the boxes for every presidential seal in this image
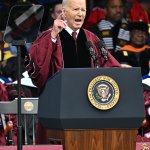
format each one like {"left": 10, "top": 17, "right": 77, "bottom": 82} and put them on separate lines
{"left": 87, "top": 75, "right": 120, "bottom": 110}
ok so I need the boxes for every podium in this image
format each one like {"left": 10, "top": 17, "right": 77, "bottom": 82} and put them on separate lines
{"left": 38, "top": 68, "right": 145, "bottom": 150}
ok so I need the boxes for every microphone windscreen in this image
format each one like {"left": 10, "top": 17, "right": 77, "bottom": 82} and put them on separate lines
{"left": 86, "top": 41, "right": 93, "bottom": 49}
{"left": 97, "top": 40, "right": 104, "bottom": 48}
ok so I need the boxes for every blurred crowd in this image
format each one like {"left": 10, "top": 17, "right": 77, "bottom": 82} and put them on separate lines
{"left": 0, "top": 0, "right": 150, "bottom": 145}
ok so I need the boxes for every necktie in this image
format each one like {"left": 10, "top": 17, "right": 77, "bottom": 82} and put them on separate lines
{"left": 72, "top": 31, "right": 78, "bottom": 63}
{"left": 72, "top": 31, "right": 77, "bottom": 42}
{"left": 72, "top": 31, "right": 77, "bottom": 50}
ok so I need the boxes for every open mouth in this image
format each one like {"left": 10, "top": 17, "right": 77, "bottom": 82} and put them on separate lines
{"left": 75, "top": 19, "right": 82, "bottom": 23}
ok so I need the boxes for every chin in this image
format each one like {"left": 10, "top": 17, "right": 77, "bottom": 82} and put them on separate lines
{"left": 115, "top": 18, "right": 122, "bottom": 23}
{"left": 75, "top": 23, "right": 83, "bottom": 27}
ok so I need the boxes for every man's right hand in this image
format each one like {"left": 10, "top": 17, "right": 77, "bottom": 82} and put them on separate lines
{"left": 51, "top": 13, "right": 67, "bottom": 39}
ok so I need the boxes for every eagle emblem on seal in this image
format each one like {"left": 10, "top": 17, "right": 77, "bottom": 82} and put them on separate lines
{"left": 96, "top": 84, "right": 111, "bottom": 102}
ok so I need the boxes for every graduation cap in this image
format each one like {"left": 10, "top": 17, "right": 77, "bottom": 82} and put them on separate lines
{"left": 129, "top": 21, "right": 149, "bottom": 33}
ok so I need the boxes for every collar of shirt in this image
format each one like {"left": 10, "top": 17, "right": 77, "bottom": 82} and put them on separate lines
{"left": 65, "top": 26, "right": 80, "bottom": 38}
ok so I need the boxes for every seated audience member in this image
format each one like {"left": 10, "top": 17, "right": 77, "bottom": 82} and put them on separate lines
{"left": 114, "top": 21, "right": 150, "bottom": 70}
{"left": 128, "top": 0, "right": 150, "bottom": 45}
{"left": 88, "top": 0, "right": 130, "bottom": 56}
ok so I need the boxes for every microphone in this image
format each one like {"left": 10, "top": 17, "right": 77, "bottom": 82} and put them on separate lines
{"left": 96, "top": 40, "right": 108, "bottom": 61}
{"left": 86, "top": 41, "right": 100, "bottom": 68}
{"left": 86, "top": 41, "right": 96, "bottom": 60}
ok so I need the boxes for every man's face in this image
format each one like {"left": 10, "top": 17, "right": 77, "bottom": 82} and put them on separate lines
{"left": 51, "top": 4, "right": 62, "bottom": 20}
{"left": 63, "top": 0, "right": 86, "bottom": 31}
{"left": 106, "top": 0, "right": 124, "bottom": 24}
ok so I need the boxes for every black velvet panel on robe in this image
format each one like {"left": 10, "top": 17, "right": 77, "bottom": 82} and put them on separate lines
{"left": 59, "top": 29, "right": 91, "bottom": 68}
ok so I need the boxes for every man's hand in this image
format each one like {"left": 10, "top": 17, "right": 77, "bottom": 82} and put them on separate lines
{"left": 51, "top": 13, "right": 67, "bottom": 39}
{"left": 4, "top": 121, "right": 13, "bottom": 135}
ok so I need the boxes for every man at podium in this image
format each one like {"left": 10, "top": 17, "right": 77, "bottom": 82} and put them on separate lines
{"left": 25, "top": 0, "right": 120, "bottom": 93}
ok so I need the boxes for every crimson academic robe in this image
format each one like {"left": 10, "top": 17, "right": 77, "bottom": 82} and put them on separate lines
{"left": 25, "top": 28, "right": 120, "bottom": 92}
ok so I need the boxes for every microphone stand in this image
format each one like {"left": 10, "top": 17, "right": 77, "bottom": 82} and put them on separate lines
{"left": 95, "top": 55, "right": 102, "bottom": 68}
{"left": 94, "top": 57, "right": 99, "bottom": 68}
{"left": 12, "top": 39, "right": 25, "bottom": 150}
{"left": 89, "top": 47, "right": 100, "bottom": 68}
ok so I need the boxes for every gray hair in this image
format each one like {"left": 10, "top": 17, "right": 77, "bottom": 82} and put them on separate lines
{"left": 62, "top": 0, "right": 86, "bottom": 8}
{"left": 62, "top": 0, "right": 68, "bottom": 7}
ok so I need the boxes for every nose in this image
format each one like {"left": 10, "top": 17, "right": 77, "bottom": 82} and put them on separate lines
{"left": 77, "top": 10, "right": 83, "bottom": 16}
{"left": 116, "top": 6, "right": 122, "bottom": 13}
{"left": 77, "top": 8, "right": 86, "bottom": 16}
